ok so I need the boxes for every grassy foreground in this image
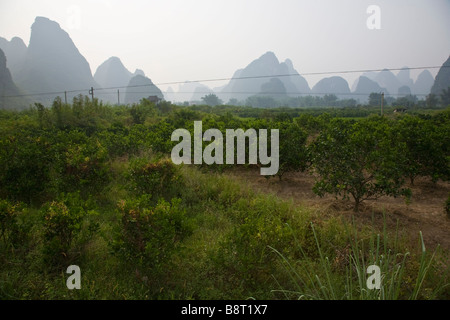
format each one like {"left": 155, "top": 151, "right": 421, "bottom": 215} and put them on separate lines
{"left": 0, "top": 160, "right": 449, "bottom": 300}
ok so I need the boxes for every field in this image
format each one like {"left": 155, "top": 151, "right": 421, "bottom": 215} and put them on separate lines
{"left": 0, "top": 98, "right": 449, "bottom": 300}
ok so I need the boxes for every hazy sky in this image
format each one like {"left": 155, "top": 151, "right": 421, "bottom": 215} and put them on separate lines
{"left": 1, "top": 0, "right": 449, "bottom": 91}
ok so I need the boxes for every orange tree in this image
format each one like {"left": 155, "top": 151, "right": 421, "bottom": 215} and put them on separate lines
{"left": 309, "top": 116, "right": 410, "bottom": 212}
{"left": 393, "top": 115, "right": 449, "bottom": 185}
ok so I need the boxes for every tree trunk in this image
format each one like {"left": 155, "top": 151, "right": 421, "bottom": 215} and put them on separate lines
{"left": 410, "top": 175, "right": 415, "bottom": 186}
{"left": 353, "top": 198, "right": 360, "bottom": 212}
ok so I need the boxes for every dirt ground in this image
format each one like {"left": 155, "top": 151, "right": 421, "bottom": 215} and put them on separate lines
{"left": 227, "top": 167, "right": 450, "bottom": 253}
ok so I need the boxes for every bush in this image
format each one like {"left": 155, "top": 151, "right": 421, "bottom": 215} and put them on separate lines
{"left": 127, "top": 157, "right": 183, "bottom": 202}
{"left": 214, "top": 195, "right": 304, "bottom": 288}
{"left": 41, "top": 193, "right": 94, "bottom": 266}
{"left": 112, "top": 196, "right": 191, "bottom": 270}
{"left": 310, "top": 117, "right": 411, "bottom": 211}
{"left": 0, "top": 199, "right": 30, "bottom": 249}
{"left": 51, "top": 130, "right": 110, "bottom": 196}
{"left": 0, "top": 127, "right": 53, "bottom": 203}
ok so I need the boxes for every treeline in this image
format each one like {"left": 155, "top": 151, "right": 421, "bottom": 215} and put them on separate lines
{"left": 200, "top": 86, "right": 450, "bottom": 109}
{"left": 1, "top": 96, "right": 449, "bottom": 211}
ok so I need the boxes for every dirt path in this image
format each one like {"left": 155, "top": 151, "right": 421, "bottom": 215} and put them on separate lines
{"left": 227, "top": 167, "right": 450, "bottom": 252}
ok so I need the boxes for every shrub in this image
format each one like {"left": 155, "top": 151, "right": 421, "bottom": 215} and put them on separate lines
{"left": 112, "top": 196, "right": 191, "bottom": 270}
{"left": 214, "top": 195, "right": 304, "bottom": 288}
{"left": 127, "top": 157, "right": 183, "bottom": 201}
{"left": 41, "top": 193, "right": 93, "bottom": 265}
{"left": 0, "top": 128, "right": 53, "bottom": 203}
{"left": 0, "top": 199, "right": 29, "bottom": 249}
{"left": 310, "top": 117, "right": 411, "bottom": 211}
{"left": 52, "top": 130, "right": 110, "bottom": 195}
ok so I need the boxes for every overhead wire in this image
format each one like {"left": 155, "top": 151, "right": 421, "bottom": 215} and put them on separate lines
{"left": 2, "top": 65, "right": 448, "bottom": 99}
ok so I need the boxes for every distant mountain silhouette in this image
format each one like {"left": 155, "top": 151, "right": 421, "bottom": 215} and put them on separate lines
{"left": 14, "top": 17, "right": 98, "bottom": 104}
{"left": 397, "top": 85, "right": 412, "bottom": 97}
{"left": 260, "top": 78, "right": 287, "bottom": 96}
{"left": 280, "top": 58, "right": 310, "bottom": 95}
{"left": 373, "top": 69, "right": 401, "bottom": 98}
{"left": 312, "top": 76, "right": 351, "bottom": 98}
{"left": 124, "top": 75, "right": 164, "bottom": 104}
{"left": 94, "top": 56, "right": 135, "bottom": 104}
{"left": 352, "top": 69, "right": 412, "bottom": 98}
{"left": 0, "top": 48, "right": 27, "bottom": 109}
{"left": 164, "top": 86, "right": 176, "bottom": 102}
{"left": 133, "top": 69, "right": 145, "bottom": 77}
{"left": 2, "top": 16, "right": 445, "bottom": 108}
{"left": 94, "top": 56, "right": 133, "bottom": 89}
{"left": 396, "top": 67, "right": 414, "bottom": 88}
{"left": 413, "top": 70, "right": 434, "bottom": 96}
{"left": 0, "top": 36, "right": 27, "bottom": 81}
{"left": 431, "top": 55, "right": 450, "bottom": 96}
{"left": 191, "top": 84, "right": 214, "bottom": 102}
{"left": 353, "top": 76, "right": 389, "bottom": 103}
{"left": 219, "top": 52, "right": 310, "bottom": 102}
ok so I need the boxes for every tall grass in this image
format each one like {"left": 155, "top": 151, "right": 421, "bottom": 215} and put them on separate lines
{"left": 270, "top": 215, "right": 448, "bottom": 300}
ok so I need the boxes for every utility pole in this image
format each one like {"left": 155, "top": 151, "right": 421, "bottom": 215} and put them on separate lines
{"left": 117, "top": 89, "right": 120, "bottom": 105}
{"left": 64, "top": 91, "right": 67, "bottom": 104}
{"left": 89, "top": 87, "right": 94, "bottom": 101}
{"left": 381, "top": 92, "right": 384, "bottom": 116}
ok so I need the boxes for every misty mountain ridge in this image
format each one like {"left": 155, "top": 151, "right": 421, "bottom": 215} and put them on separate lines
{"left": 16, "top": 17, "right": 98, "bottom": 101}
{"left": 312, "top": 76, "right": 351, "bottom": 98}
{"left": 414, "top": 70, "right": 434, "bottom": 96}
{"left": 431, "top": 55, "right": 450, "bottom": 97}
{"left": 0, "top": 36, "right": 27, "bottom": 81}
{"left": 0, "top": 16, "right": 444, "bottom": 108}
{"left": 124, "top": 74, "right": 164, "bottom": 104}
{"left": 218, "top": 51, "right": 311, "bottom": 103}
{"left": 0, "top": 48, "right": 28, "bottom": 109}
{"left": 94, "top": 56, "right": 150, "bottom": 104}
{"left": 353, "top": 76, "right": 388, "bottom": 103}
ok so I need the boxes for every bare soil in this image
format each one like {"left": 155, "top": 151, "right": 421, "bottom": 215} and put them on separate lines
{"left": 227, "top": 167, "right": 450, "bottom": 253}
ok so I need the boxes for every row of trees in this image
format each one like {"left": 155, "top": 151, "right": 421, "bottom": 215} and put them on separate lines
{"left": 199, "top": 86, "right": 450, "bottom": 109}
{"left": 0, "top": 97, "right": 448, "bottom": 212}
{"left": 178, "top": 112, "right": 448, "bottom": 211}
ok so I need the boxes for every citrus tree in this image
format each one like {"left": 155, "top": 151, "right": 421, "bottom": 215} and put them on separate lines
{"left": 310, "top": 117, "right": 410, "bottom": 211}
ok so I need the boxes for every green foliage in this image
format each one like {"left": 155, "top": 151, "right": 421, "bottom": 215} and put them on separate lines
{"left": 40, "top": 192, "right": 94, "bottom": 266}
{"left": 148, "top": 121, "right": 177, "bottom": 154}
{"left": 0, "top": 199, "right": 29, "bottom": 248}
{"left": 393, "top": 115, "right": 449, "bottom": 184}
{"left": 126, "top": 157, "right": 183, "bottom": 202}
{"left": 129, "top": 99, "right": 156, "bottom": 124}
{"left": 0, "top": 125, "right": 53, "bottom": 204}
{"left": 277, "top": 122, "right": 308, "bottom": 179}
{"left": 112, "top": 196, "right": 191, "bottom": 269}
{"left": 0, "top": 98, "right": 448, "bottom": 300}
{"left": 50, "top": 130, "right": 110, "bottom": 195}
{"left": 213, "top": 195, "right": 299, "bottom": 288}
{"left": 310, "top": 117, "right": 411, "bottom": 211}
{"left": 201, "top": 94, "right": 223, "bottom": 107}
{"left": 271, "top": 220, "right": 445, "bottom": 300}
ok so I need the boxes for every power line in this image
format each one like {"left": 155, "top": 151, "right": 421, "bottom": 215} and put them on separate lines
{"left": 96, "top": 65, "right": 447, "bottom": 92}
{"left": 115, "top": 91, "right": 432, "bottom": 97}
{"left": 2, "top": 65, "right": 448, "bottom": 99}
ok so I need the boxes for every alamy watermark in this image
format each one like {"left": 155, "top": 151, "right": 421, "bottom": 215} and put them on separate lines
{"left": 66, "top": 265, "right": 81, "bottom": 290}
{"left": 367, "top": 264, "right": 381, "bottom": 290}
{"left": 171, "top": 121, "right": 279, "bottom": 176}
{"left": 367, "top": 5, "right": 381, "bottom": 30}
